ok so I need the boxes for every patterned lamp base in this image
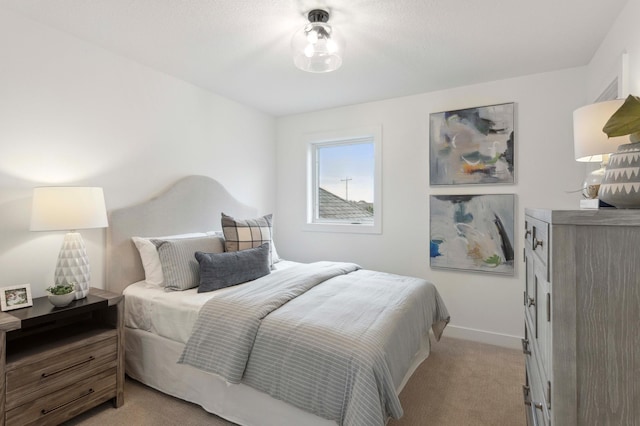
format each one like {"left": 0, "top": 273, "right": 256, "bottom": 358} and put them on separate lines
{"left": 599, "top": 142, "right": 640, "bottom": 209}
{"left": 54, "top": 232, "right": 91, "bottom": 299}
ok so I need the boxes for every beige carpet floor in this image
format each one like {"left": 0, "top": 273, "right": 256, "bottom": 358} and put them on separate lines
{"left": 65, "top": 336, "right": 525, "bottom": 426}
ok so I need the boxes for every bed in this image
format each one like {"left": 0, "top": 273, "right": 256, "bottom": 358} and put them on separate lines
{"left": 106, "top": 175, "right": 449, "bottom": 426}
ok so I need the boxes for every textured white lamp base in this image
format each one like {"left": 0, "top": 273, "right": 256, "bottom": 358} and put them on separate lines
{"left": 54, "top": 232, "right": 91, "bottom": 300}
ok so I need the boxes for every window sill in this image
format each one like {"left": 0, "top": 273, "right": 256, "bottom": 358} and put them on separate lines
{"left": 303, "top": 222, "right": 381, "bottom": 234}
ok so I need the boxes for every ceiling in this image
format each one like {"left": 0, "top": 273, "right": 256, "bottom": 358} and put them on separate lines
{"left": 0, "top": 0, "right": 629, "bottom": 116}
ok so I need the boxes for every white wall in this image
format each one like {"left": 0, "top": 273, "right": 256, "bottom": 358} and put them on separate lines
{"left": 1, "top": 0, "right": 634, "bottom": 348}
{"left": 0, "top": 9, "right": 276, "bottom": 297}
{"left": 587, "top": 0, "right": 640, "bottom": 100}
{"left": 276, "top": 68, "right": 588, "bottom": 348}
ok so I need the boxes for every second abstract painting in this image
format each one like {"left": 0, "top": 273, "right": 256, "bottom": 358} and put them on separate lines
{"left": 430, "top": 194, "right": 515, "bottom": 275}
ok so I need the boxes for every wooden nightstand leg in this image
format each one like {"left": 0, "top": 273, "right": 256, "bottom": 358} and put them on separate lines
{"left": 91, "top": 289, "right": 125, "bottom": 409}
{"left": 114, "top": 298, "right": 125, "bottom": 408}
{"left": 0, "top": 330, "right": 6, "bottom": 426}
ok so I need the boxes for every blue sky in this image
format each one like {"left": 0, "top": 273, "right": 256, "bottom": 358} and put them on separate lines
{"left": 318, "top": 142, "right": 374, "bottom": 202}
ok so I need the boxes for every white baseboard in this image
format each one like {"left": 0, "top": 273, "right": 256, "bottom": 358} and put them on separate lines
{"left": 442, "top": 325, "right": 522, "bottom": 350}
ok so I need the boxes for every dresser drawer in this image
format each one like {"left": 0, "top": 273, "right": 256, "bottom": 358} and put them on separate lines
{"left": 527, "top": 216, "right": 549, "bottom": 279}
{"left": 532, "top": 261, "right": 551, "bottom": 383}
{"left": 524, "top": 351, "right": 550, "bottom": 426}
{"left": 6, "top": 331, "right": 117, "bottom": 410}
{"left": 523, "top": 368, "right": 536, "bottom": 426}
{"left": 524, "top": 218, "right": 534, "bottom": 248}
{"left": 524, "top": 256, "right": 549, "bottom": 347}
{"left": 5, "top": 367, "right": 117, "bottom": 426}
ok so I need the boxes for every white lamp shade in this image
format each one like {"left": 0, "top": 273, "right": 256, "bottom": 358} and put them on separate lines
{"left": 573, "top": 99, "right": 628, "bottom": 162}
{"left": 30, "top": 187, "right": 108, "bottom": 231}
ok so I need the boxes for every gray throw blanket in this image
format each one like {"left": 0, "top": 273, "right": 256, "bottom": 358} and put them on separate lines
{"left": 179, "top": 261, "right": 450, "bottom": 426}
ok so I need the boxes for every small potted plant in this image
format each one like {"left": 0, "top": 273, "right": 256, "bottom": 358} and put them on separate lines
{"left": 46, "top": 283, "right": 76, "bottom": 307}
{"left": 603, "top": 95, "right": 640, "bottom": 140}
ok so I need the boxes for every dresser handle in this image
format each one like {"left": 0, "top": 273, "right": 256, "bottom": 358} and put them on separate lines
{"left": 533, "top": 238, "right": 543, "bottom": 249}
{"left": 41, "top": 356, "right": 95, "bottom": 378}
{"left": 41, "top": 388, "right": 94, "bottom": 415}
{"left": 527, "top": 297, "right": 536, "bottom": 307}
{"left": 521, "top": 338, "right": 531, "bottom": 355}
{"left": 534, "top": 402, "right": 544, "bottom": 410}
{"left": 546, "top": 293, "right": 551, "bottom": 322}
{"left": 522, "top": 385, "right": 531, "bottom": 406}
{"left": 525, "top": 229, "right": 532, "bottom": 238}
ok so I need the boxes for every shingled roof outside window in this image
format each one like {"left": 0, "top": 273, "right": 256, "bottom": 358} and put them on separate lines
{"left": 318, "top": 188, "right": 373, "bottom": 223}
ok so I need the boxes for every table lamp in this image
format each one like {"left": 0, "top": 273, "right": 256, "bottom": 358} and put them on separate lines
{"left": 30, "top": 187, "right": 108, "bottom": 299}
{"left": 573, "top": 99, "right": 627, "bottom": 199}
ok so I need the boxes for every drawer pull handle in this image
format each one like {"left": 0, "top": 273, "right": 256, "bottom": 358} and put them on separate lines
{"left": 41, "top": 388, "right": 94, "bottom": 415}
{"left": 527, "top": 297, "right": 536, "bottom": 307}
{"left": 525, "top": 229, "right": 532, "bottom": 238}
{"left": 522, "top": 385, "right": 531, "bottom": 406}
{"left": 41, "top": 356, "right": 95, "bottom": 378}
{"left": 533, "top": 238, "right": 543, "bottom": 249}
{"left": 534, "top": 402, "right": 544, "bottom": 410}
{"left": 521, "top": 338, "right": 531, "bottom": 355}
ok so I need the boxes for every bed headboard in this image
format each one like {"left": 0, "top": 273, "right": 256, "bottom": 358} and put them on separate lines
{"left": 106, "top": 175, "right": 257, "bottom": 294}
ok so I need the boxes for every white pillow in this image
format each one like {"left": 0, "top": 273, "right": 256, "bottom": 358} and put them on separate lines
{"left": 132, "top": 233, "right": 207, "bottom": 286}
{"left": 271, "top": 242, "right": 281, "bottom": 263}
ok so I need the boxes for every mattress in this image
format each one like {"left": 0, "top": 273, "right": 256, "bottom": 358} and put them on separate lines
{"left": 123, "top": 260, "right": 299, "bottom": 344}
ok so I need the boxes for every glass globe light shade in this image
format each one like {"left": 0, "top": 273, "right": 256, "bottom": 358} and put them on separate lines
{"left": 292, "top": 22, "right": 344, "bottom": 73}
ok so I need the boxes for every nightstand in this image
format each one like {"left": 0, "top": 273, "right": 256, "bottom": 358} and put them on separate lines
{"left": 0, "top": 288, "right": 124, "bottom": 426}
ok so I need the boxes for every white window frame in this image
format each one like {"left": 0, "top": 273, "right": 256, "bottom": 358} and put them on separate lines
{"left": 304, "top": 125, "right": 382, "bottom": 234}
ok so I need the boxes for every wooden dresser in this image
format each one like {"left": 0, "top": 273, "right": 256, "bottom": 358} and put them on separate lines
{"left": 523, "top": 208, "right": 640, "bottom": 426}
{"left": 0, "top": 288, "right": 124, "bottom": 425}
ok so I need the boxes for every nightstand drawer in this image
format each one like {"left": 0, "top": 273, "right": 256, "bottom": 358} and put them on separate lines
{"left": 6, "top": 367, "right": 117, "bottom": 426}
{"left": 5, "top": 331, "right": 117, "bottom": 410}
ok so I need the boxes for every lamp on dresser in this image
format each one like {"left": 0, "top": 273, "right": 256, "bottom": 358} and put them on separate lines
{"left": 30, "top": 186, "right": 108, "bottom": 299}
{"left": 572, "top": 99, "right": 627, "bottom": 201}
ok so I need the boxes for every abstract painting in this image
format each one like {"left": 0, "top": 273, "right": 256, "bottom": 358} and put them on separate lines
{"left": 430, "top": 194, "right": 515, "bottom": 275}
{"left": 430, "top": 102, "right": 515, "bottom": 185}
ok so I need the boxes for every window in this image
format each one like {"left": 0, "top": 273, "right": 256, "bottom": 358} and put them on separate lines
{"left": 306, "top": 126, "right": 381, "bottom": 234}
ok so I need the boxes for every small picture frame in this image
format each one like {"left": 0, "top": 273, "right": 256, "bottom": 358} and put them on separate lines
{"left": 0, "top": 284, "right": 33, "bottom": 311}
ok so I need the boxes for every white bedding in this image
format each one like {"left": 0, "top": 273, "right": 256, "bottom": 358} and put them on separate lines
{"left": 122, "top": 259, "right": 441, "bottom": 426}
{"left": 123, "top": 260, "right": 299, "bottom": 343}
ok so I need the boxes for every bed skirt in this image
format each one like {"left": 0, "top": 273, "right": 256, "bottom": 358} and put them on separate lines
{"left": 125, "top": 327, "right": 432, "bottom": 426}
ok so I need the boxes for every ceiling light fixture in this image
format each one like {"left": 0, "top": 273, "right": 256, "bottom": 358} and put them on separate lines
{"left": 292, "top": 9, "right": 344, "bottom": 73}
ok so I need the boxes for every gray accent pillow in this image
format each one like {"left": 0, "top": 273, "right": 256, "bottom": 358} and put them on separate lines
{"left": 196, "top": 242, "right": 271, "bottom": 293}
{"left": 153, "top": 236, "right": 224, "bottom": 291}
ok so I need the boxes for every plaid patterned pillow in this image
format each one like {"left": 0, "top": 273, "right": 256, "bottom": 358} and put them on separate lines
{"left": 221, "top": 213, "right": 274, "bottom": 266}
